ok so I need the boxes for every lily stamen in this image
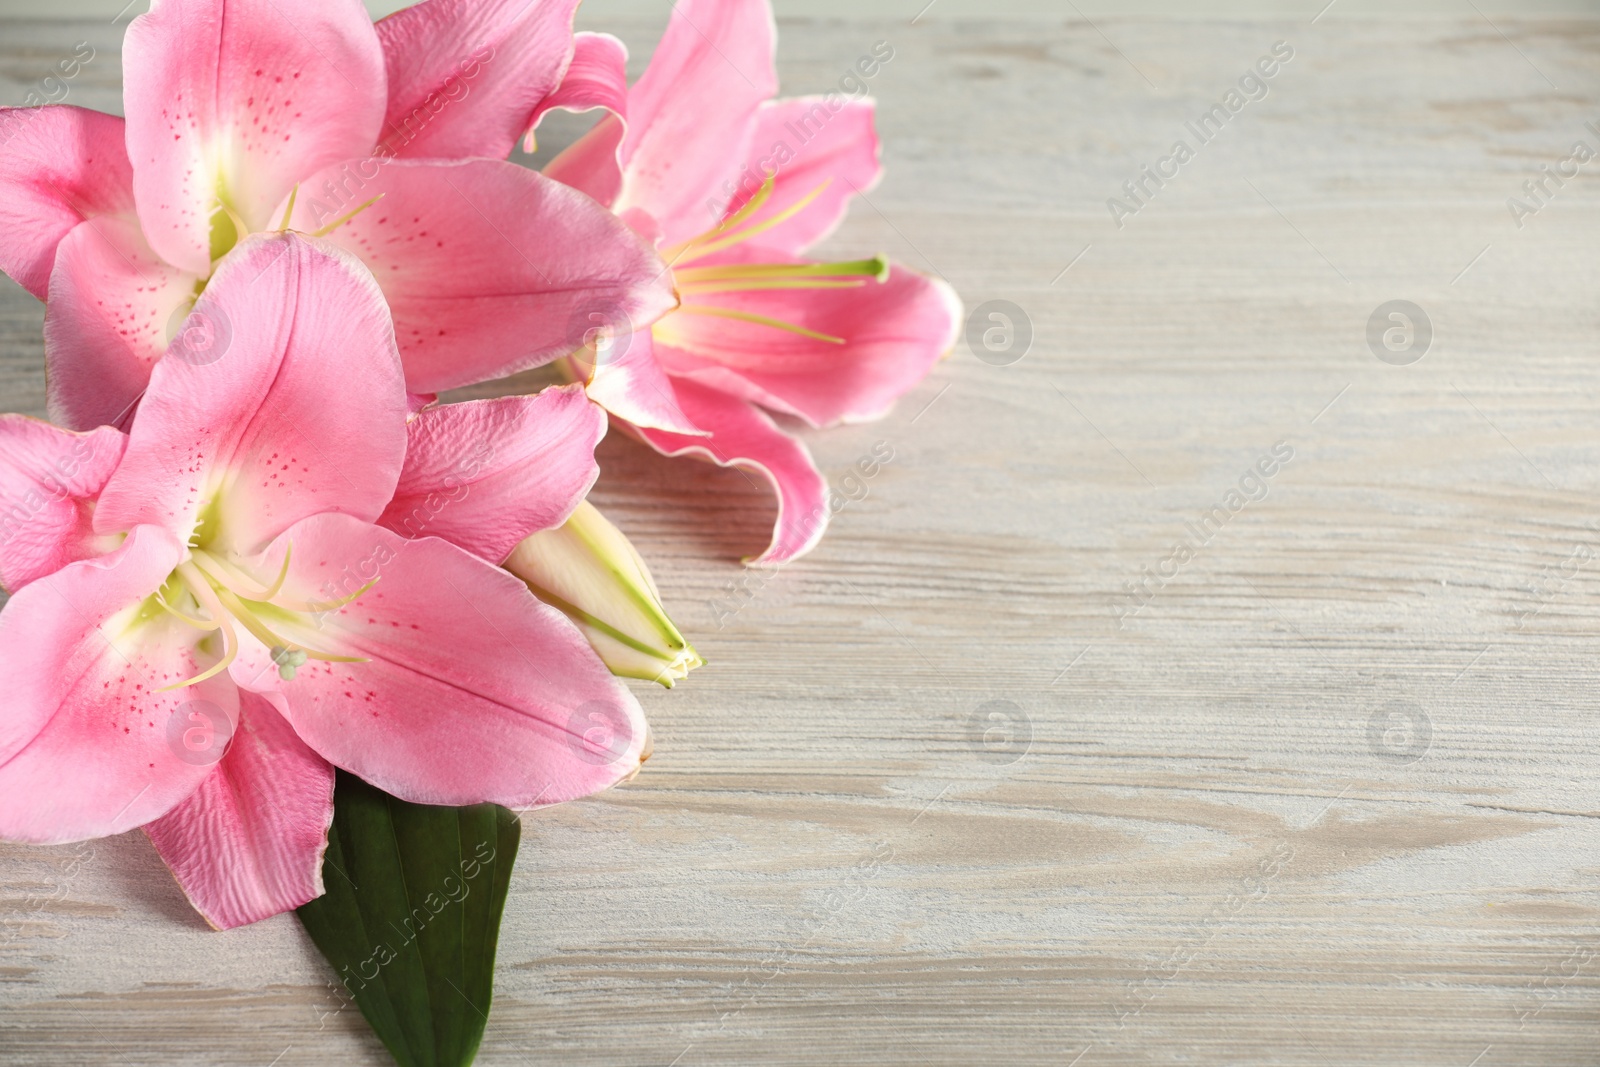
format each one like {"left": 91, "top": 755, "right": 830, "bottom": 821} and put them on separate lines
{"left": 209, "top": 582, "right": 365, "bottom": 665}
{"left": 158, "top": 563, "right": 241, "bottom": 690}
{"left": 156, "top": 549, "right": 369, "bottom": 691}
{"left": 677, "top": 256, "right": 890, "bottom": 283}
{"left": 297, "top": 578, "right": 379, "bottom": 616}
{"left": 155, "top": 586, "right": 218, "bottom": 631}
{"left": 208, "top": 581, "right": 301, "bottom": 651}
{"left": 674, "top": 256, "right": 891, "bottom": 300}
{"left": 659, "top": 175, "right": 780, "bottom": 263}
{"left": 277, "top": 184, "right": 301, "bottom": 232}
{"left": 269, "top": 645, "right": 309, "bottom": 679}
{"left": 310, "top": 193, "right": 385, "bottom": 238}
{"left": 676, "top": 279, "right": 867, "bottom": 296}
{"left": 672, "top": 179, "right": 833, "bottom": 266}
{"left": 188, "top": 544, "right": 294, "bottom": 603}
{"left": 651, "top": 189, "right": 886, "bottom": 347}
{"left": 674, "top": 305, "right": 845, "bottom": 344}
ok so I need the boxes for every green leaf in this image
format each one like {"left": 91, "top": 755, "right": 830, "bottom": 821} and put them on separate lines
{"left": 296, "top": 771, "right": 521, "bottom": 1067}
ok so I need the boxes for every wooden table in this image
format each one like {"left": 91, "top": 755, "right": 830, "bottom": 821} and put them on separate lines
{"left": 5, "top": 8, "right": 1600, "bottom": 1065}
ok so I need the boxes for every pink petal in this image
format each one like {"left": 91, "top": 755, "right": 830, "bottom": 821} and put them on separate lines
{"left": 614, "top": 0, "right": 777, "bottom": 246}
{"left": 0, "top": 106, "right": 133, "bottom": 299}
{"left": 619, "top": 207, "right": 664, "bottom": 247}
{"left": 379, "top": 385, "right": 604, "bottom": 564}
{"left": 656, "top": 251, "right": 961, "bottom": 426}
{"left": 42, "top": 215, "right": 198, "bottom": 431}
{"left": 291, "top": 158, "right": 677, "bottom": 394}
{"left": 0, "top": 525, "right": 233, "bottom": 844}
{"left": 535, "top": 32, "right": 630, "bottom": 208}
{"left": 95, "top": 233, "right": 407, "bottom": 556}
{"left": 0, "top": 417, "right": 125, "bottom": 591}
{"left": 636, "top": 377, "right": 828, "bottom": 563}
{"left": 580, "top": 328, "right": 705, "bottom": 436}
{"left": 143, "top": 689, "right": 334, "bottom": 929}
{"left": 237, "top": 512, "right": 649, "bottom": 808}
{"left": 375, "top": 0, "right": 579, "bottom": 160}
{"left": 122, "top": 0, "right": 386, "bottom": 274}
{"left": 718, "top": 96, "right": 881, "bottom": 256}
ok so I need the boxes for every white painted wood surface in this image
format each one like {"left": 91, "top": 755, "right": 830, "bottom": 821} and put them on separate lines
{"left": 4, "top": 10, "right": 1600, "bottom": 1065}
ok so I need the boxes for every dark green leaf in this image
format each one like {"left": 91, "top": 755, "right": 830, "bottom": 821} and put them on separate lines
{"left": 296, "top": 771, "right": 520, "bottom": 1067}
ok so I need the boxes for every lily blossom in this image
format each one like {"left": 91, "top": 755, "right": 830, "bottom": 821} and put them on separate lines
{"left": 507, "top": 501, "right": 704, "bottom": 687}
{"left": 0, "top": 0, "right": 675, "bottom": 432}
{"left": 0, "top": 234, "right": 648, "bottom": 930}
{"left": 376, "top": 387, "right": 702, "bottom": 688}
{"left": 530, "top": 0, "right": 961, "bottom": 563}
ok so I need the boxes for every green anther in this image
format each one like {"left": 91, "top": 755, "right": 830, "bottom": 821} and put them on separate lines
{"left": 271, "top": 645, "right": 309, "bottom": 680}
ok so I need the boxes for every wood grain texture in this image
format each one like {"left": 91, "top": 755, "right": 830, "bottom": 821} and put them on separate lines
{"left": 4, "top": 10, "right": 1600, "bottom": 1065}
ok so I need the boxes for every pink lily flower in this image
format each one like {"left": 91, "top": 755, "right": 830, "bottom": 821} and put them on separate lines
{"left": 529, "top": 0, "right": 961, "bottom": 563}
{"left": 0, "top": 233, "right": 648, "bottom": 930}
{"left": 0, "top": 0, "right": 676, "bottom": 432}
{"left": 384, "top": 390, "right": 703, "bottom": 687}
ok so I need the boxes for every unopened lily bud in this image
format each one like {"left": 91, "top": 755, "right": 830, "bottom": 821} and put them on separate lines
{"left": 505, "top": 501, "right": 703, "bottom": 687}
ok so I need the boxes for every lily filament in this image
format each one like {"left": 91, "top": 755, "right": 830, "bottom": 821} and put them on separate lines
{"left": 154, "top": 545, "right": 368, "bottom": 690}
{"left": 657, "top": 176, "right": 889, "bottom": 345}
